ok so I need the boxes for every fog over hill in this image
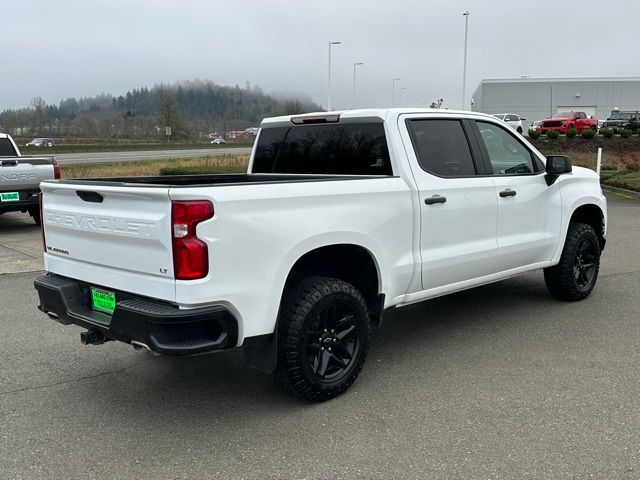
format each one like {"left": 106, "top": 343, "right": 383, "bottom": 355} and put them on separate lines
{"left": 0, "top": 80, "right": 322, "bottom": 139}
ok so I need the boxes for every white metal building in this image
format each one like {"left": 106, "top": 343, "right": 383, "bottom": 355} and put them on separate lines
{"left": 471, "top": 77, "right": 640, "bottom": 128}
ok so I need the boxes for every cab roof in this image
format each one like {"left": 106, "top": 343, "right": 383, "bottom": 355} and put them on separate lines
{"left": 260, "top": 108, "right": 499, "bottom": 128}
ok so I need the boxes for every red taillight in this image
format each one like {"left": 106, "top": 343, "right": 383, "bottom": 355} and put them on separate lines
{"left": 171, "top": 200, "right": 214, "bottom": 280}
{"left": 53, "top": 162, "right": 61, "bottom": 179}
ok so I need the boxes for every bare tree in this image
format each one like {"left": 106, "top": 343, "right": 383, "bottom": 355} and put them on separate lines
{"left": 30, "top": 96, "right": 48, "bottom": 130}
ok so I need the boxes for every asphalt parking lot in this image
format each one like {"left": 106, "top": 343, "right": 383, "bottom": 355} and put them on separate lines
{"left": 1, "top": 193, "right": 639, "bottom": 479}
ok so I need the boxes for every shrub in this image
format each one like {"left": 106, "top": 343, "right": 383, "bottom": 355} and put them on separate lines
{"left": 528, "top": 129, "right": 540, "bottom": 139}
{"left": 580, "top": 128, "right": 596, "bottom": 139}
{"left": 619, "top": 152, "right": 640, "bottom": 171}
{"left": 546, "top": 129, "right": 559, "bottom": 139}
{"left": 620, "top": 129, "right": 633, "bottom": 139}
{"left": 600, "top": 127, "right": 614, "bottom": 138}
{"left": 603, "top": 171, "right": 640, "bottom": 192}
{"left": 566, "top": 127, "right": 577, "bottom": 138}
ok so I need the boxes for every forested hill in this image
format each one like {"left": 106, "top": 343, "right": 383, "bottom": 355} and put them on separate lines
{"left": 0, "top": 81, "right": 322, "bottom": 139}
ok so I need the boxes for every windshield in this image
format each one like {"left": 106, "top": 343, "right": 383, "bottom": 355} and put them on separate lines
{"left": 492, "top": 114, "right": 506, "bottom": 120}
{"left": 552, "top": 112, "right": 573, "bottom": 118}
{"left": 609, "top": 112, "right": 631, "bottom": 120}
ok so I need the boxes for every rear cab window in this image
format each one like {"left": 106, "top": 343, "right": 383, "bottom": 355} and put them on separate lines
{"left": 0, "top": 138, "right": 17, "bottom": 156}
{"left": 252, "top": 123, "right": 392, "bottom": 175}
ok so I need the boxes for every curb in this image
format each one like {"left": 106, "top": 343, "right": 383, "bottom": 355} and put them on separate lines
{"left": 601, "top": 183, "right": 640, "bottom": 199}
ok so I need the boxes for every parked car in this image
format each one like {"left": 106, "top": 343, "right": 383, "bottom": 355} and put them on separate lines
{"left": 539, "top": 112, "right": 598, "bottom": 134}
{"left": 34, "top": 109, "right": 607, "bottom": 402}
{"left": 0, "top": 132, "right": 60, "bottom": 224}
{"left": 529, "top": 120, "right": 542, "bottom": 132}
{"left": 492, "top": 113, "right": 526, "bottom": 133}
{"left": 26, "top": 137, "right": 55, "bottom": 147}
{"left": 601, "top": 111, "right": 640, "bottom": 133}
{"left": 211, "top": 138, "right": 226, "bottom": 144}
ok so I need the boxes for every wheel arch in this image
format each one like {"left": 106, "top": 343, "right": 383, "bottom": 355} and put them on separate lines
{"left": 244, "top": 242, "right": 385, "bottom": 374}
{"left": 282, "top": 243, "right": 384, "bottom": 322}
{"left": 569, "top": 203, "right": 606, "bottom": 250}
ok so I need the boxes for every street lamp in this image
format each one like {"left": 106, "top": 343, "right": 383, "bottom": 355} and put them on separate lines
{"left": 352, "top": 62, "right": 364, "bottom": 109}
{"left": 327, "top": 41, "right": 341, "bottom": 111}
{"left": 392, "top": 77, "right": 401, "bottom": 106}
{"left": 462, "top": 11, "right": 470, "bottom": 110}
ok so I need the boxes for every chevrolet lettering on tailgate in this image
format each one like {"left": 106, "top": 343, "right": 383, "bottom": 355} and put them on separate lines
{"left": 44, "top": 210, "right": 156, "bottom": 236}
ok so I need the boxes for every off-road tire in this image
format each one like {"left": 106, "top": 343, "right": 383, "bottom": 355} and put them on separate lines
{"left": 275, "top": 276, "right": 371, "bottom": 402}
{"left": 544, "top": 223, "right": 600, "bottom": 301}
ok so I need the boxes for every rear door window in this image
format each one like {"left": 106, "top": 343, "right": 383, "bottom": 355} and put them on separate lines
{"left": 405, "top": 119, "right": 478, "bottom": 177}
{"left": 252, "top": 123, "right": 391, "bottom": 175}
{"left": 0, "top": 138, "right": 17, "bottom": 156}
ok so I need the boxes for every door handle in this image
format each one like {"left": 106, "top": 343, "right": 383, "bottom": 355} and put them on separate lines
{"left": 424, "top": 195, "right": 447, "bottom": 205}
{"left": 499, "top": 189, "right": 516, "bottom": 197}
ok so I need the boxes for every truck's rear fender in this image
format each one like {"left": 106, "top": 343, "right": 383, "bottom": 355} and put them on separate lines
{"left": 244, "top": 238, "right": 385, "bottom": 374}
{"left": 552, "top": 171, "right": 607, "bottom": 263}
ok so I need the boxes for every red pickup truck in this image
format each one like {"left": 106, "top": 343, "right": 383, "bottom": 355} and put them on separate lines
{"left": 539, "top": 111, "right": 598, "bottom": 134}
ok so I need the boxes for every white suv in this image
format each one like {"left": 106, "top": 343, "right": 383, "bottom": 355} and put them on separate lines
{"left": 492, "top": 113, "right": 526, "bottom": 134}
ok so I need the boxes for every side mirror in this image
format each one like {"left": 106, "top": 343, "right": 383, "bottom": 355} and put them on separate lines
{"left": 521, "top": 118, "right": 526, "bottom": 121}
{"left": 545, "top": 155, "right": 572, "bottom": 185}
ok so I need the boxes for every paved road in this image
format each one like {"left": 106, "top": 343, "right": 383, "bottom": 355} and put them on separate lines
{"left": 53, "top": 147, "right": 252, "bottom": 165}
{"left": 0, "top": 193, "right": 638, "bottom": 479}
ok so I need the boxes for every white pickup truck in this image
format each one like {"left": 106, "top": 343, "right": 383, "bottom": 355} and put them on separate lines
{"left": 34, "top": 109, "right": 607, "bottom": 401}
{"left": 0, "top": 133, "right": 60, "bottom": 224}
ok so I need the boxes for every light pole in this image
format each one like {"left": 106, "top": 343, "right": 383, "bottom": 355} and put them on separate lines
{"left": 327, "top": 41, "right": 341, "bottom": 111}
{"left": 392, "top": 77, "right": 401, "bottom": 106}
{"left": 462, "top": 11, "right": 469, "bottom": 110}
{"left": 352, "top": 62, "right": 364, "bottom": 109}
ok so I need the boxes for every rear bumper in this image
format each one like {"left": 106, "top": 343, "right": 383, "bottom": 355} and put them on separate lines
{"left": 34, "top": 274, "right": 238, "bottom": 355}
{"left": 0, "top": 189, "right": 39, "bottom": 211}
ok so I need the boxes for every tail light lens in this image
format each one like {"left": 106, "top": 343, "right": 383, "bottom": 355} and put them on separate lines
{"left": 171, "top": 201, "right": 214, "bottom": 280}
{"left": 53, "top": 161, "right": 61, "bottom": 179}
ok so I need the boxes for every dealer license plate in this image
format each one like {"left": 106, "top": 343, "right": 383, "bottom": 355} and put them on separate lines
{"left": 0, "top": 192, "right": 19, "bottom": 202}
{"left": 91, "top": 287, "right": 116, "bottom": 315}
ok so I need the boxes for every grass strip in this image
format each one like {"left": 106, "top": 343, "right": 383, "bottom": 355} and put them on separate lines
{"left": 60, "top": 154, "right": 249, "bottom": 178}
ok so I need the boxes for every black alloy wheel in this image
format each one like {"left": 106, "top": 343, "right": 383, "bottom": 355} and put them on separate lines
{"left": 573, "top": 237, "right": 597, "bottom": 288}
{"left": 304, "top": 304, "right": 360, "bottom": 381}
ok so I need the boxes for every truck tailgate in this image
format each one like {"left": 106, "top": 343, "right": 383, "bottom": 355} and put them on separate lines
{"left": 0, "top": 156, "right": 54, "bottom": 190}
{"left": 41, "top": 181, "right": 176, "bottom": 302}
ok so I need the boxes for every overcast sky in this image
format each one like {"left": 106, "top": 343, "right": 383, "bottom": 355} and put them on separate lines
{"left": 3, "top": 0, "right": 639, "bottom": 112}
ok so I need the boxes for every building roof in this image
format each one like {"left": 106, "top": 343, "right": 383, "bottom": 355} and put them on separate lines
{"left": 479, "top": 76, "right": 640, "bottom": 84}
